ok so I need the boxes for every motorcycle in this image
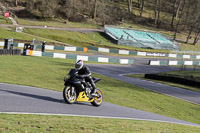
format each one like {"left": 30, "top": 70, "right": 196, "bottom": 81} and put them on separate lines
{"left": 63, "top": 69, "right": 103, "bottom": 106}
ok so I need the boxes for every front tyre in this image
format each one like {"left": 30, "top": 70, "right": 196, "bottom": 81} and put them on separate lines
{"left": 63, "top": 86, "right": 77, "bottom": 104}
{"left": 91, "top": 89, "right": 103, "bottom": 107}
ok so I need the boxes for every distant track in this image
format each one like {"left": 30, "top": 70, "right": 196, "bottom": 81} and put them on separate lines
{"left": 0, "top": 24, "right": 103, "bottom": 32}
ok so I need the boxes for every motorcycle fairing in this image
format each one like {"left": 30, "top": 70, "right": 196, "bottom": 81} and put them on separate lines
{"left": 76, "top": 91, "right": 94, "bottom": 102}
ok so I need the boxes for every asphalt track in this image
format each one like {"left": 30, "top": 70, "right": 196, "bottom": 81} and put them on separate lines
{"left": 0, "top": 83, "right": 199, "bottom": 127}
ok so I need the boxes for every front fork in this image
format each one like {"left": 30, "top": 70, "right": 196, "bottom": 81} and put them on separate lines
{"left": 70, "top": 86, "right": 75, "bottom": 96}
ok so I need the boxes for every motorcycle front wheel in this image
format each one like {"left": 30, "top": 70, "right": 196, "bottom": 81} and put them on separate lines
{"left": 63, "top": 86, "right": 77, "bottom": 104}
{"left": 91, "top": 89, "right": 103, "bottom": 107}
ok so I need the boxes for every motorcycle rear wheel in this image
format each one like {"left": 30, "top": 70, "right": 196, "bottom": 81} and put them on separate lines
{"left": 63, "top": 86, "right": 77, "bottom": 104}
{"left": 91, "top": 89, "right": 103, "bottom": 106}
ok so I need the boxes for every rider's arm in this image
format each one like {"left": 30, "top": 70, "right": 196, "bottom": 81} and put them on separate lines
{"left": 81, "top": 66, "right": 91, "bottom": 78}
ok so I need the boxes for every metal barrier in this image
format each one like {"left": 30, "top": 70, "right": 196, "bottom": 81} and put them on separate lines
{"left": 0, "top": 49, "right": 22, "bottom": 55}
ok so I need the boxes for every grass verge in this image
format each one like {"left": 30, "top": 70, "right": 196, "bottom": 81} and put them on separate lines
{"left": 0, "top": 113, "right": 199, "bottom": 133}
{"left": 0, "top": 27, "right": 54, "bottom": 43}
{"left": 0, "top": 16, "right": 12, "bottom": 24}
{"left": 0, "top": 56, "right": 199, "bottom": 125}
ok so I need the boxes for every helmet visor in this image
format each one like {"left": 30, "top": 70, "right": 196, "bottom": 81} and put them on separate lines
{"left": 75, "top": 63, "right": 82, "bottom": 69}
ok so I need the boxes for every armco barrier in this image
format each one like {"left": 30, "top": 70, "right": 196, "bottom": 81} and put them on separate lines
{"left": 26, "top": 50, "right": 134, "bottom": 64}
{"left": 86, "top": 46, "right": 200, "bottom": 59}
{"left": 160, "top": 60, "right": 168, "bottom": 65}
{"left": 1, "top": 41, "right": 200, "bottom": 59}
{"left": 149, "top": 60, "right": 200, "bottom": 66}
{"left": 0, "top": 49, "right": 22, "bottom": 55}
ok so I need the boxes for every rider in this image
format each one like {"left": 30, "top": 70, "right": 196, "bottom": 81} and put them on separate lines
{"left": 75, "top": 60, "right": 97, "bottom": 97}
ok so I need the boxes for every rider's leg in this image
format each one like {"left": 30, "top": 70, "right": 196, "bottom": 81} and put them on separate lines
{"left": 86, "top": 76, "right": 97, "bottom": 96}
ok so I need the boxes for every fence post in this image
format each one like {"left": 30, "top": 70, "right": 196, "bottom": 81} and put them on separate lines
{"left": 41, "top": 41, "right": 46, "bottom": 52}
{"left": 4, "top": 39, "right": 9, "bottom": 49}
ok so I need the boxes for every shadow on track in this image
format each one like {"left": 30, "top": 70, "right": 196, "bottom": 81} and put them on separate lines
{"left": 0, "top": 88, "right": 95, "bottom": 106}
{"left": 0, "top": 89, "right": 64, "bottom": 104}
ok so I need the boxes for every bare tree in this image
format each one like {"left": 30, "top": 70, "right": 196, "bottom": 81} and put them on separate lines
{"left": 174, "top": 0, "right": 186, "bottom": 40}
{"left": 127, "top": 0, "right": 132, "bottom": 13}
{"left": 138, "top": 0, "right": 145, "bottom": 17}
{"left": 188, "top": 15, "right": 200, "bottom": 45}
{"left": 171, "top": 0, "right": 178, "bottom": 29}
{"left": 93, "top": 0, "right": 98, "bottom": 19}
{"left": 184, "top": 0, "right": 200, "bottom": 43}
{"left": 175, "top": 0, "right": 182, "bottom": 19}
{"left": 15, "top": 0, "right": 19, "bottom": 7}
{"left": 40, "top": 0, "right": 59, "bottom": 19}
{"left": 154, "top": 0, "right": 161, "bottom": 25}
{"left": 193, "top": 28, "right": 200, "bottom": 45}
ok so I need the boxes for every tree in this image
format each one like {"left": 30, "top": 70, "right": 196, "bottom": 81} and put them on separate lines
{"left": 154, "top": 0, "right": 161, "bottom": 25}
{"left": 184, "top": 0, "right": 200, "bottom": 44}
{"left": 138, "top": 0, "right": 145, "bottom": 17}
{"left": 173, "top": 0, "right": 186, "bottom": 40}
{"left": 171, "top": 0, "right": 178, "bottom": 29}
{"left": 189, "top": 15, "right": 200, "bottom": 45}
{"left": 15, "top": 0, "right": 19, "bottom": 7}
{"left": 127, "top": 0, "right": 132, "bottom": 13}
{"left": 40, "top": 0, "right": 59, "bottom": 19}
{"left": 193, "top": 28, "right": 200, "bottom": 45}
{"left": 93, "top": 0, "right": 98, "bottom": 19}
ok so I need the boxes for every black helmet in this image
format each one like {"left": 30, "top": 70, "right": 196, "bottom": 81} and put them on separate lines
{"left": 75, "top": 60, "right": 83, "bottom": 70}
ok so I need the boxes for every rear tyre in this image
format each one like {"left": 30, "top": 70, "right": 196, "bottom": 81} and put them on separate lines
{"left": 63, "top": 86, "right": 77, "bottom": 104}
{"left": 91, "top": 89, "right": 103, "bottom": 107}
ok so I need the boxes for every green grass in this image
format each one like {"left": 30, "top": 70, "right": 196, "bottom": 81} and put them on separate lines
{"left": 0, "top": 27, "right": 33, "bottom": 40}
{"left": 1, "top": 114, "right": 199, "bottom": 133}
{"left": 0, "top": 27, "right": 54, "bottom": 43}
{"left": 0, "top": 16, "right": 12, "bottom": 24}
{"left": 179, "top": 42, "right": 200, "bottom": 51}
{"left": 126, "top": 73, "right": 200, "bottom": 93}
{"left": 0, "top": 56, "right": 199, "bottom": 125}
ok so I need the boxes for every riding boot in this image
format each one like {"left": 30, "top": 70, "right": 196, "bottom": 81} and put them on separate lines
{"left": 90, "top": 80, "right": 97, "bottom": 97}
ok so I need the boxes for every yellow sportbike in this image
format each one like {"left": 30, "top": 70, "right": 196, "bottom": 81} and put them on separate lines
{"left": 63, "top": 69, "right": 103, "bottom": 106}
